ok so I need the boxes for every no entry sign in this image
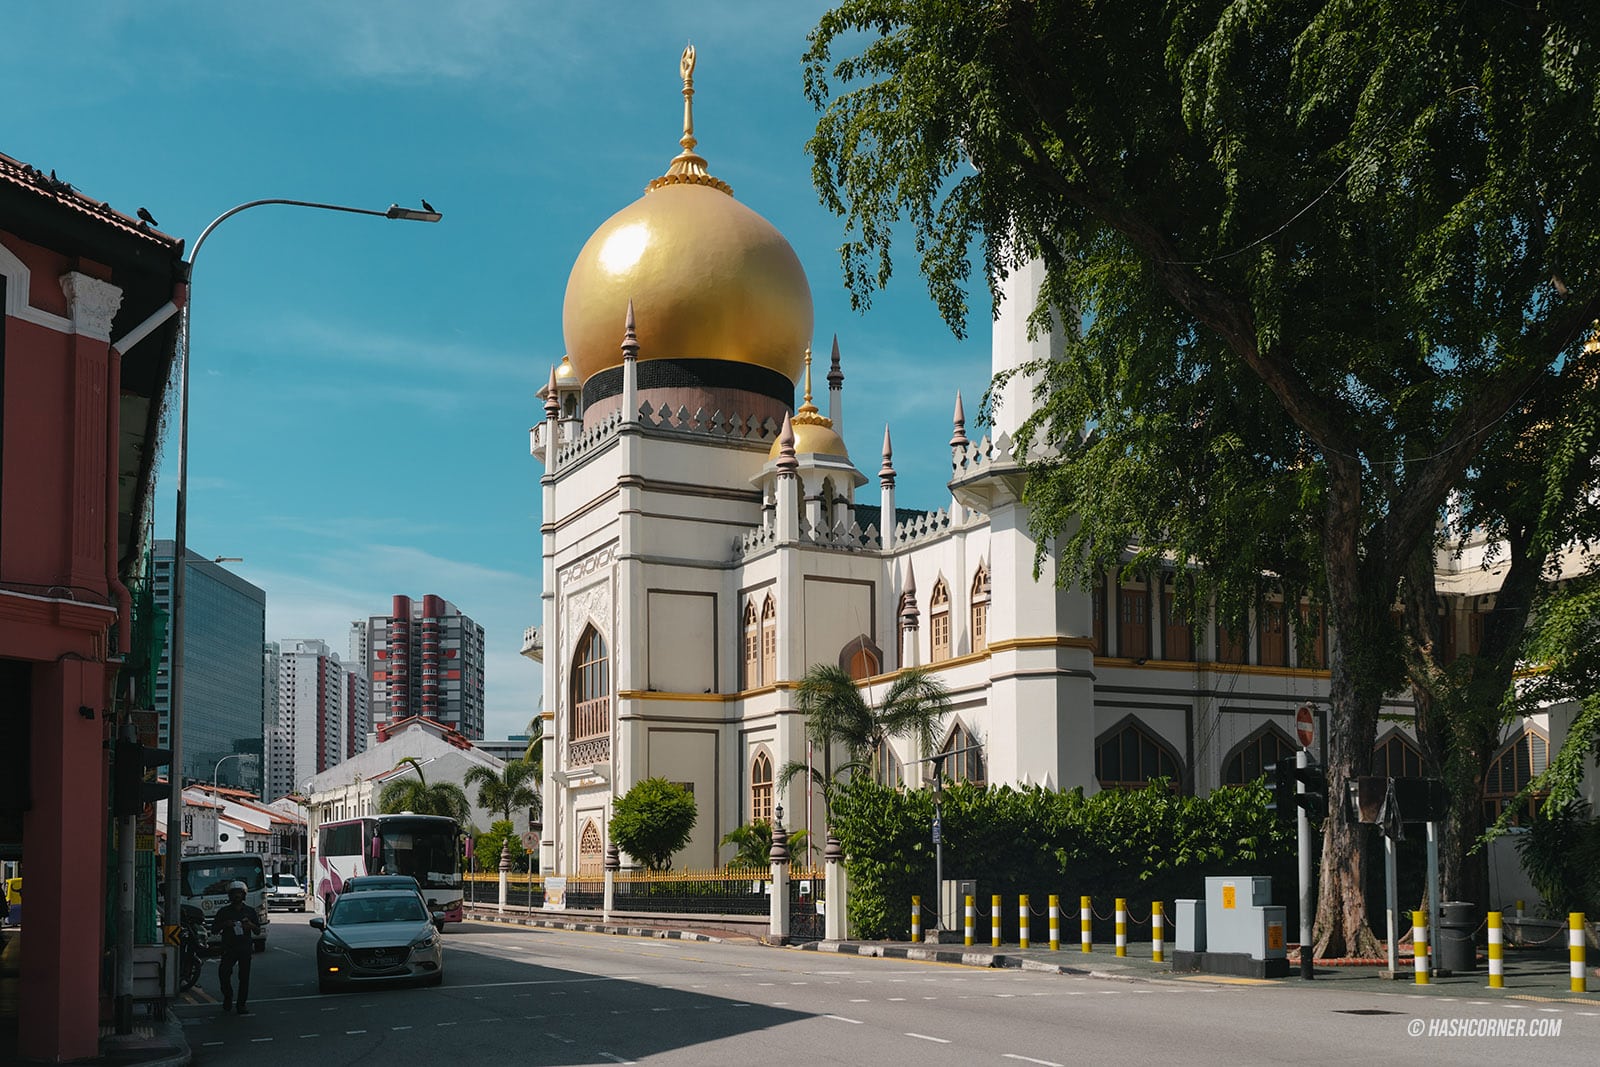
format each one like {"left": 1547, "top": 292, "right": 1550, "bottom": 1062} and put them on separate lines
{"left": 1295, "top": 704, "right": 1315, "bottom": 749}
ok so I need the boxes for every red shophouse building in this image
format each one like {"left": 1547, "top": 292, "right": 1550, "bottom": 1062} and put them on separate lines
{"left": 0, "top": 152, "right": 185, "bottom": 1061}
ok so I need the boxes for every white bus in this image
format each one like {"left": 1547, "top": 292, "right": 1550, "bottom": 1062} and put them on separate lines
{"left": 178, "top": 853, "right": 269, "bottom": 951}
{"left": 315, "top": 814, "right": 464, "bottom": 922}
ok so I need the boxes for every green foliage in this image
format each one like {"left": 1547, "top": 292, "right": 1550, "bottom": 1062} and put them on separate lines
{"left": 464, "top": 758, "right": 540, "bottom": 824}
{"left": 473, "top": 819, "right": 533, "bottom": 874}
{"left": 830, "top": 779, "right": 1294, "bottom": 940}
{"left": 610, "top": 778, "right": 698, "bottom": 871}
{"left": 1504, "top": 575, "right": 1600, "bottom": 818}
{"left": 719, "top": 821, "right": 812, "bottom": 869}
{"left": 1515, "top": 802, "right": 1600, "bottom": 918}
{"left": 376, "top": 758, "right": 472, "bottom": 825}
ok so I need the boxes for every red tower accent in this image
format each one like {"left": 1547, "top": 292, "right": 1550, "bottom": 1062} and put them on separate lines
{"left": 389, "top": 595, "right": 412, "bottom": 722}
{"left": 420, "top": 595, "right": 442, "bottom": 718}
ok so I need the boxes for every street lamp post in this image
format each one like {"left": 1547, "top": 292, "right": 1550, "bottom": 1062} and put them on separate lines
{"left": 164, "top": 198, "right": 440, "bottom": 924}
{"left": 212, "top": 752, "right": 248, "bottom": 800}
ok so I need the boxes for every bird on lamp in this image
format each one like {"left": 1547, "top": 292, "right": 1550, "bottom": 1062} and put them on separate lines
{"left": 137, "top": 207, "right": 158, "bottom": 227}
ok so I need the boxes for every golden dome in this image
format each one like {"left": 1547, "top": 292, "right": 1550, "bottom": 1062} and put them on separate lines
{"left": 554, "top": 354, "right": 580, "bottom": 389}
{"left": 561, "top": 47, "right": 813, "bottom": 385}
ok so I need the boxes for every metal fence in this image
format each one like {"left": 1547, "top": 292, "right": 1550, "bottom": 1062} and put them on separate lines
{"left": 789, "top": 866, "right": 826, "bottom": 942}
{"left": 612, "top": 868, "right": 773, "bottom": 916}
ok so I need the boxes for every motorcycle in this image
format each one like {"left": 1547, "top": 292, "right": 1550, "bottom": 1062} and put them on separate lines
{"left": 178, "top": 904, "right": 212, "bottom": 992}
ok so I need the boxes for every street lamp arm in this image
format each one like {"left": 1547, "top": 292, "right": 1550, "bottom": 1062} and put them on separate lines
{"left": 187, "top": 198, "right": 440, "bottom": 268}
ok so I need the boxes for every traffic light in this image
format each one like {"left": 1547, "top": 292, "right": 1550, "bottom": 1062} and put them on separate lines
{"left": 1266, "top": 758, "right": 1326, "bottom": 821}
{"left": 112, "top": 739, "right": 171, "bottom": 817}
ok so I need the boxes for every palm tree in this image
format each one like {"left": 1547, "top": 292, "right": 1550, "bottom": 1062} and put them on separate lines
{"left": 720, "top": 821, "right": 812, "bottom": 869}
{"left": 463, "top": 759, "right": 540, "bottom": 824}
{"left": 778, "top": 663, "right": 953, "bottom": 809}
{"left": 376, "top": 757, "right": 472, "bottom": 825}
{"left": 521, "top": 713, "right": 544, "bottom": 785}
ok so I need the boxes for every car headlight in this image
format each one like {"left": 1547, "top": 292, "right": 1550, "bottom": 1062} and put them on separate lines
{"left": 409, "top": 932, "right": 436, "bottom": 950}
{"left": 320, "top": 932, "right": 350, "bottom": 955}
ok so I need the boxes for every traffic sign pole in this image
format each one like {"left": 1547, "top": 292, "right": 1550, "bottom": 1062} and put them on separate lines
{"left": 1297, "top": 746, "right": 1313, "bottom": 979}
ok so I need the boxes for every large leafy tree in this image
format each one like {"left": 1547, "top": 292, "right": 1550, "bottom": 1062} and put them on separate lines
{"left": 463, "top": 759, "right": 540, "bottom": 825}
{"left": 804, "top": 0, "right": 1600, "bottom": 955}
{"left": 610, "top": 777, "right": 698, "bottom": 871}
{"left": 376, "top": 757, "right": 472, "bottom": 825}
{"left": 720, "top": 822, "right": 813, "bottom": 869}
{"left": 779, "top": 664, "right": 954, "bottom": 812}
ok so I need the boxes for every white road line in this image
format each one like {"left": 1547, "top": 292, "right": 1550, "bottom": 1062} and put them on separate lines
{"left": 437, "top": 1021, "right": 457, "bottom": 1026}
{"left": 1003, "top": 1055, "right": 1064, "bottom": 1066}
{"left": 597, "top": 1054, "right": 636, "bottom": 1065}
{"left": 299, "top": 1034, "right": 318, "bottom": 1039}
{"left": 202, "top": 1041, "right": 223, "bottom": 1047}
{"left": 251, "top": 1037, "right": 273, "bottom": 1043}
{"left": 850, "top": 998, "right": 870, "bottom": 1003}
{"left": 393, "top": 1025, "right": 412, "bottom": 1030}
{"left": 347, "top": 1029, "right": 367, "bottom": 1034}
{"left": 906, "top": 1033, "right": 951, "bottom": 1044}
{"left": 825, "top": 1014, "right": 864, "bottom": 1024}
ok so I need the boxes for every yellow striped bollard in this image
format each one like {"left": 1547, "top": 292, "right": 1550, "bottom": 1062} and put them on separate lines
{"left": 1019, "top": 895, "right": 1030, "bottom": 949}
{"left": 1048, "top": 895, "right": 1060, "bottom": 951}
{"left": 1115, "top": 898, "right": 1127, "bottom": 957}
{"left": 1151, "top": 901, "right": 1164, "bottom": 963}
{"left": 911, "top": 895, "right": 922, "bottom": 943}
{"left": 992, "top": 894, "right": 1002, "bottom": 948}
{"left": 1412, "top": 910, "right": 1430, "bottom": 985}
{"left": 1081, "top": 895, "right": 1092, "bottom": 952}
{"left": 964, "top": 894, "right": 975, "bottom": 946}
{"left": 1572, "top": 912, "right": 1588, "bottom": 993}
{"left": 1486, "top": 911, "right": 1503, "bottom": 988}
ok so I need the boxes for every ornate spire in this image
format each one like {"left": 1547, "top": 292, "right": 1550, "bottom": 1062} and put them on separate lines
{"left": 827, "top": 334, "right": 843, "bottom": 388}
{"left": 621, "top": 300, "right": 640, "bottom": 361}
{"left": 791, "top": 344, "right": 833, "bottom": 428}
{"left": 900, "top": 562, "right": 920, "bottom": 625}
{"left": 879, "top": 425, "right": 896, "bottom": 485}
{"left": 544, "top": 367, "right": 560, "bottom": 420}
{"left": 776, "top": 412, "right": 798, "bottom": 474}
{"left": 950, "top": 391, "right": 969, "bottom": 448}
{"left": 648, "top": 44, "right": 732, "bottom": 195}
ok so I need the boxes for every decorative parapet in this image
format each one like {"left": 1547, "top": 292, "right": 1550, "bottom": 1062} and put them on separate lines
{"left": 892, "top": 507, "right": 953, "bottom": 548}
{"left": 567, "top": 736, "right": 611, "bottom": 768}
{"left": 557, "top": 410, "right": 625, "bottom": 465}
{"left": 635, "top": 401, "right": 783, "bottom": 443}
{"left": 949, "top": 430, "right": 1059, "bottom": 478}
{"left": 520, "top": 625, "right": 543, "bottom": 662}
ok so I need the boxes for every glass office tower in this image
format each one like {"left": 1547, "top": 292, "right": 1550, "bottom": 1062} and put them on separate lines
{"left": 153, "top": 542, "right": 267, "bottom": 794}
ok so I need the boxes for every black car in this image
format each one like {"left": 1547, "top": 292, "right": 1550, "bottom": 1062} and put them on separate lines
{"left": 310, "top": 890, "right": 444, "bottom": 993}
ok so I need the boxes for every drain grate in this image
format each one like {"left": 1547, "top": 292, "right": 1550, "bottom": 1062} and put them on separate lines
{"left": 1334, "top": 1009, "right": 1405, "bottom": 1016}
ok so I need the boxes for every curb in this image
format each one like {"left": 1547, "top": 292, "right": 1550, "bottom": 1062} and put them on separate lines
{"left": 463, "top": 910, "right": 728, "bottom": 943}
{"left": 798, "top": 940, "right": 1153, "bottom": 982}
{"left": 97, "top": 1015, "right": 191, "bottom": 1067}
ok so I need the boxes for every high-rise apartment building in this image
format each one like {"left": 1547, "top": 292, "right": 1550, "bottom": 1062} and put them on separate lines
{"left": 153, "top": 542, "right": 267, "bottom": 793}
{"left": 365, "top": 595, "right": 485, "bottom": 738}
{"left": 266, "top": 638, "right": 368, "bottom": 799}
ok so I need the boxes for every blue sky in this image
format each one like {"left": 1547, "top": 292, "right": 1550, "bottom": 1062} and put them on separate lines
{"left": 6, "top": 2, "right": 993, "bottom": 739}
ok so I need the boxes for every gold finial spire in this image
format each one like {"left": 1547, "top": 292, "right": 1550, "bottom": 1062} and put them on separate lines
{"left": 649, "top": 44, "right": 732, "bottom": 195}
{"left": 792, "top": 344, "right": 832, "bottom": 427}
{"left": 802, "top": 345, "right": 814, "bottom": 407}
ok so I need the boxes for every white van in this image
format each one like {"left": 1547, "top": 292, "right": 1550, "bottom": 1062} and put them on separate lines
{"left": 179, "top": 854, "right": 270, "bottom": 951}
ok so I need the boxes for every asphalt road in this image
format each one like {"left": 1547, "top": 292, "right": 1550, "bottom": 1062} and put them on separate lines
{"left": 177, "top": 919, "right": 1600, "bottom": 1066}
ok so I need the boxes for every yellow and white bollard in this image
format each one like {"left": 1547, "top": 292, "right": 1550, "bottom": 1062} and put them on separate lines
{"left": 1049, "top": 895, "right": 1060, "bottom": 951}
{"left": 1486, "top": 911, "right": 1503, "bottom": 989}
{"left": 1572, "top": 912, "right": 1588, "bottom": 994}
{"left": 1413, "top": 910, "right": 1430, "bottom": 985}
{"left": 1115, "top": 898, "right": 1127, "bottom": 957}
{"left": 1152, "top": 901, "right": 1164, "bottom": 963}
{"left": 992, "top": 894, "right": 1002, "bottom": 948}
{"left": 964, "top": 894, "right": 975, "bottom": 946}
{"left": 1081, "top": 895, "right": 1092, "bottom": 953}
{"left": 911, "top": 895, "right": 922, "bottom": 943}
{"left": 1019, "top": 895, "right": 1030, "bottom": 949}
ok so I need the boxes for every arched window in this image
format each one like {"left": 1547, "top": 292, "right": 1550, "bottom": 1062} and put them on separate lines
{"left": 820, "top": 477, "right": 838, "bottom": 533}
{"left": 1119, "top": 583, "right": 1150, "bottom": 659}
{"left": 970, "top": 563, "right": 990, "bottom": 653}
{"left": 570, "top": 625, "right": 610, "bottom": 741}
{"left": 1222, "top": 724, "right": 1297, "bottom": 786}
{"left": 741, "top": 600, "right": 760, "bottom": 689}
{"left": 1097, "top": 719, "right": 1183, "bottom": 790}
{"left": 1373, "top": 731, "right": 1424, "bottom": 779}
{"left": 930, "top": 578, "right": 951, "bottom": 662}
{"left": 1483, "top": 728, "right": 1549, "bottom": 826}
{"left": 577, "top": 821, "right": 603, "bottom": 876}
{"left": 940, "top": 722, "right": 985, "bottom": 786}
{"left": 840, "top": 635, "right": 881, "bottom": 681}
{"left": 1260, "top": 600, "right": 1287, "bottom": 666}
{"left": 750, "top": 750, "right": 774, "bottom": 824}
{"left": 760, "top": 595, "right": 777, "bottom": 685}
{"left": 871, "top": 743, "right": 905, "bottom": 788}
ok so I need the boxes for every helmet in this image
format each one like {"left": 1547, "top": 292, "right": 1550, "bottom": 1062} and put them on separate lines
{"left": 227, "top": 880, "right": 247, "bottom": 899}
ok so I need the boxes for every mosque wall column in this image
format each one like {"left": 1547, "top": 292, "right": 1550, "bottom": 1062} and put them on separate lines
{"left": 614, "top": 419, "right": 646, "bottom": 804}
{"left": 990, "top": 257, "right": 1064, "bottom": 439}
{"left": 984, "top": 501, "right": 1097, "bottom": 792}
{"left": 539, "top": 422, "right": 560, "bottom": 872}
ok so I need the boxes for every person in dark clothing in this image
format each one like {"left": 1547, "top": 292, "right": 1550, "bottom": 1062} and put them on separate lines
{"left": 210, "top": 881, "right": 260, "bottom": 1014}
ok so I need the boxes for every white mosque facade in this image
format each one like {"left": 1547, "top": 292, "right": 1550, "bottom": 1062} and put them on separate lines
{"left": 525, "top": 51, "right": 1578, "bottom": 877}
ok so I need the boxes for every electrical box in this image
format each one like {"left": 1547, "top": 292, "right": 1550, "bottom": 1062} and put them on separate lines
{"left": 1175, "top": 898, "right": 1206, "bottom": 952}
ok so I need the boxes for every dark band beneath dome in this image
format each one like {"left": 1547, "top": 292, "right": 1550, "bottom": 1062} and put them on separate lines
{"left": 582, "top": 359, "right": 796, "bottom": 410}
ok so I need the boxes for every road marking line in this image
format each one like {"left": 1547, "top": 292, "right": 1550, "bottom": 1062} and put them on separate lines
{"left": 1003, "top": 1055, "right": 1063, "bottom": 1066}
{"left": 251, "top": 1037, "right": 273, "bottom": 1043}
{"left": 850, "top": 998, "right": 869, "bottom": 1003}
{"left": 299, "top": 1034, "right": 318, "bottom": 1039}
{"left": 906, "top": 1033, "right": 950, "bottom": 1044}
{"left": 825, "top": 1014, "right": 863, "bottom": 1024}
{"left": 393, "top": 1026, "right": 412, "bottom": 1030}
{"left": 437, "top": 1021, "right": 457, "bottom": 1026}
{"left": 202, "top": 1041, "right": 224, "bottom": 1047}
{"left": 597, "top": 1055, "right": 636, "bottom": 1065}
{"left": 732, "top": 1003, "right": 751, "bottom": 1008}
{"left": 889, "top": 997, "right": 907, "bottom": 1001}
{"left": 347, "top": 1029, "right": 367, "bottom": 1034}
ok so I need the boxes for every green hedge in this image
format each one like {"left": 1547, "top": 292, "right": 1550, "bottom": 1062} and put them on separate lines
{"left": 830, "top": 779, "right": 1295, "bottom": 940}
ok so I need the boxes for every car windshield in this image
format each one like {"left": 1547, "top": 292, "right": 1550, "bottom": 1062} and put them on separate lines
{"left": 182, "top": 861, "right": 264, "bottom": 896}
{"left": 331, "top": 895, "right": 426, "bottom": 925}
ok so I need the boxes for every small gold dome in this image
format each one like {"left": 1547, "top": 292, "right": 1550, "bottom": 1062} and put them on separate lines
{"left": 561, "top": 47, "right": 813, "bottom": 385}
{"left": 768, "top": 346, "right": 849, "bottom": 460}
{"left": 554, "top": 354, "right": 580, "bottom": 389}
